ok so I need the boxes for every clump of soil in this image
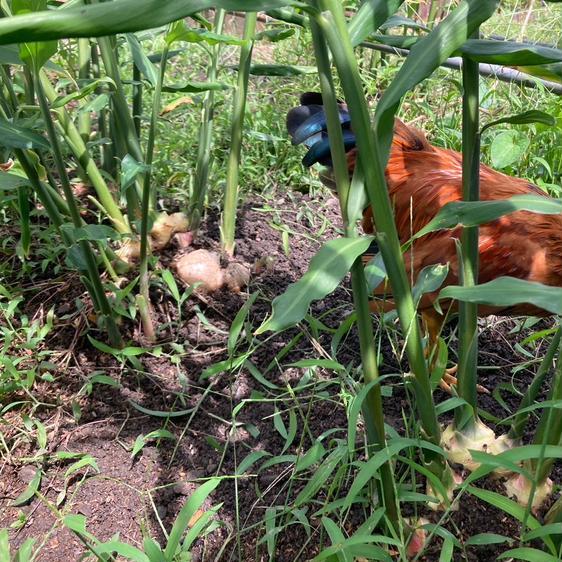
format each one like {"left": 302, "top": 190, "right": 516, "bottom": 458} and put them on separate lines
{"left": 1, "top": 190, "right": 559, "bottom": 561}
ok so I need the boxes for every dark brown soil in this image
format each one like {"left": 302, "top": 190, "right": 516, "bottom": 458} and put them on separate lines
{"left": 1, "top": 190, "right": 559, "bottom": 562}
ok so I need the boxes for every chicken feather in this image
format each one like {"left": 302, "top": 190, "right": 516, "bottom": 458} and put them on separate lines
{"left": 288, "top": 92, "right": 562, "bottom": 320}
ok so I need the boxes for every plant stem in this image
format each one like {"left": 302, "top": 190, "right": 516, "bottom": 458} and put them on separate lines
{"left": 132, "top": 63, "right": 143, "bottom": 140}
{"left": 91, "top": 19, "right": 144, "bottom": 216}
{"left": 309, "top": 12, "right": 399, "bottom": 532}
{"left": 138, "top": 41, "right": 169, "bottom": 341}
{"left": 316, "top": 2, "right": 445, "bottom": 476}
{"left": 221, "top": 12, "right": 256, "bottom": 257}
{"left": 34, "top": 68, "right": 122, "bottom": 347}
{"left": 77, "top": 38, "right": 92, "bottom": 143}
{"left": 95, "top": 34, "right": 144, "bottom": 164}
{"left": 91, "top": 43, "right": 114, "bottom": 175}
{"left": 188, "top": 8, "right": 225, "bottom": 233}
{"left": 0, "top": 65, "right": 18, "bottom": 111}
{"left": 455, "top": 39, "right": 480, "bottom": 431}
{"left": 39, "top": 71, "right": 130, "bottom": 235}
{"left": 0, "top": 87, "right": 70, "bottom": 218}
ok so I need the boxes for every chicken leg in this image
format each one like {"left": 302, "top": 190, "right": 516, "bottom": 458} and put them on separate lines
{"left": 422, "top": 308, "right": 489, "bottom": 394}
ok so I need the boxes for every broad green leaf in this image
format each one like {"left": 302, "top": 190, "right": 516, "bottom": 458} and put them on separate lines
{"left": 288, "top": 358, "right": 345, "bottom": 371}
{"left": 143, "top": 538, "right": 166, "bottom": 562}
{"left": 346, "top": 160, "right": 367, "bottom": 224}
{"left": 465, "top": 533, "right": 512, "bottom": 546}
{"left": 200, "top": 355, "right": 247, "bottom": 381}
{"left": 374, "top": 0, "right": 498, "bottom": 164}
{"left": 379, "top": 15, "right": 429, "bottom": 32}
{"left": 281, "top": 409, "right": 297, "bottom": 454}
{"left": 256, "top": 236, "right": 374, "bottom": 334}
{"left": 79, "top": 92, "right": 110, "bottom": 113}
{"left": 63, "top": 514, "right": 94, "bottom": 538}
{"left": 121, "top": 154, "right": 150, "bottom": 192}
{"left": 460, "top": 39, "right": 562, "bottom": 65}
{"left": 51, "top": 78, "right": 115, "bottom": 108}
{"left": 370, "top": 34, "right": 418, "bottom": 49}
{"left": 182, "top": 503, "right": 222, "bottom": 551}
{"left": 236, "top": 450, "right": 271, "bottom": 475}
{"left": 481, "top": 110, "right": 556, "bottom": 134}
{"left": 131, "top": 429, "right": 175, "bottom": 458}
{"left": 11, "top": 468, "right": 41, "bottom": 506}
{"left": 413, "top": 194, "right": 562, "bottom": 240}
{"left": 162, "top": 81, "right": 228, "bottom": 93}
{"left": 412, "top": 264, "right": 449, "bottom": 308}
{"left": 0, "top": 529, "right": 10, "bottom": 560}
{"left": 0, "top": 118, "right": 50, "bottom": 150}
{"left": 61, "top": 223, "right": 120, "bottom": 243}
{"left": 244, "top": 360, "right": 279, "bottom": 390}
{"left": 228, "top": 292, "right": 258, "bottom": 355}
{"left": 470, "top": 445, "right": 562, "bottom": 466}
{"left": 439, "top": 277, "right": 562, "bottom": 316}
{"left": 439, "top": 537, "right": 454, "bottom": 562}
{"left": 266, "top": 8, "right": 306, "bottom": 27}
{"left": 523, "top": 523, "right": 562, "bottom": 542}
{"left": 161, "top": 268, "right": 181, "bottom": 302}
{"left": 93, "top": 541, "right": 149, "bottom": 562}
{"left": 165, "top": 20, "right": 241, "bottom": 46}
{"left": 364, "top": 251, "right": 387, "bottom": 293}
{"left": 66, "top": 244, "right": 89, "bottom": 271}
{"left": 294, "top": 445, "right": 347, "bottom": 507}
{"left": 498, "top": 548, "right": 560, "bottom": 562}
{"left": 368, "top": 37, "right": 562, "bottom": 68}
{"left": 247, "top": 64, "right": 317, "bottom": 76}
{"left": 15, "top": 538, "right": 35, "bottom": 561}
{"left": 64, "top": 455, "right": 99, "bottom": 479}
{"left": 255, "top": 28, "right": 294, "bottom": 42}
{"left": 490, "top": 130, "right": 529, "bottom": 169}
{"left": 312, "top": 536, "right": 393, "bottom": 562}
{"left": 321, "top": 518, "right": 349, "bottom": 562}
{"left": 87, "top": 373, "right": 120, "bottom": 388}
{"left": 126, "top": 34, "right": 158, "bottom": 87}
{"left": 0, "top": 44, "right": 22, "bottom": 64}
{"left": 13, "top": 0, "right": 57, "bottom": 69}
{"left": 348, "top": 0, "right": 405, "bottom": 47}
{"left": 295, "top": 442, "right": 326, "bottom": 473}
{"left": 344, "top": 438, "right": 445, "bottom": 510}
{"left": 0, "top": 0, "right": 293, "bottom": 43}
{"left": 163, "top": 478, "right": 221, "bottom": 558}
{"left": 515, "top": 62, "right": 562, "bottom": 85}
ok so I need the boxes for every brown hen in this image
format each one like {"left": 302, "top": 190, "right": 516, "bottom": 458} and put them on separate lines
{"left": 287, "top": 93, "right": 562, "bottom": 387}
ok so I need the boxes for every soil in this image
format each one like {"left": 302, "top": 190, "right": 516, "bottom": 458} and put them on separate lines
{"left": 1, "top": 190, "right": 559, "bottom": 562}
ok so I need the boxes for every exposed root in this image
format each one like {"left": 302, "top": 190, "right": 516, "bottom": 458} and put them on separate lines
{"left": 406, "top": 517, "right": 430, "bottom": 558}
{"left": 441, "top": 419, "right": 497, "bottom": 472}
{"left": 426, "top": 465, "right": 462, "bottom": 511}
{"left": 504, "top": 473, "right": 553, "bottom": 513}
{"left": 438, "top": 365, "right": 490, "bottom": 395}
{"left": 115, "top": 211, "right": 190, "bottom": 265}
{"left": 175, "top": 250, "right": 251, "bottom": 294}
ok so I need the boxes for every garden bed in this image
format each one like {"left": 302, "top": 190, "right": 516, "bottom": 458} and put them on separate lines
{"left": 2, "top": 190, "right": 558, "bottom": 561}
